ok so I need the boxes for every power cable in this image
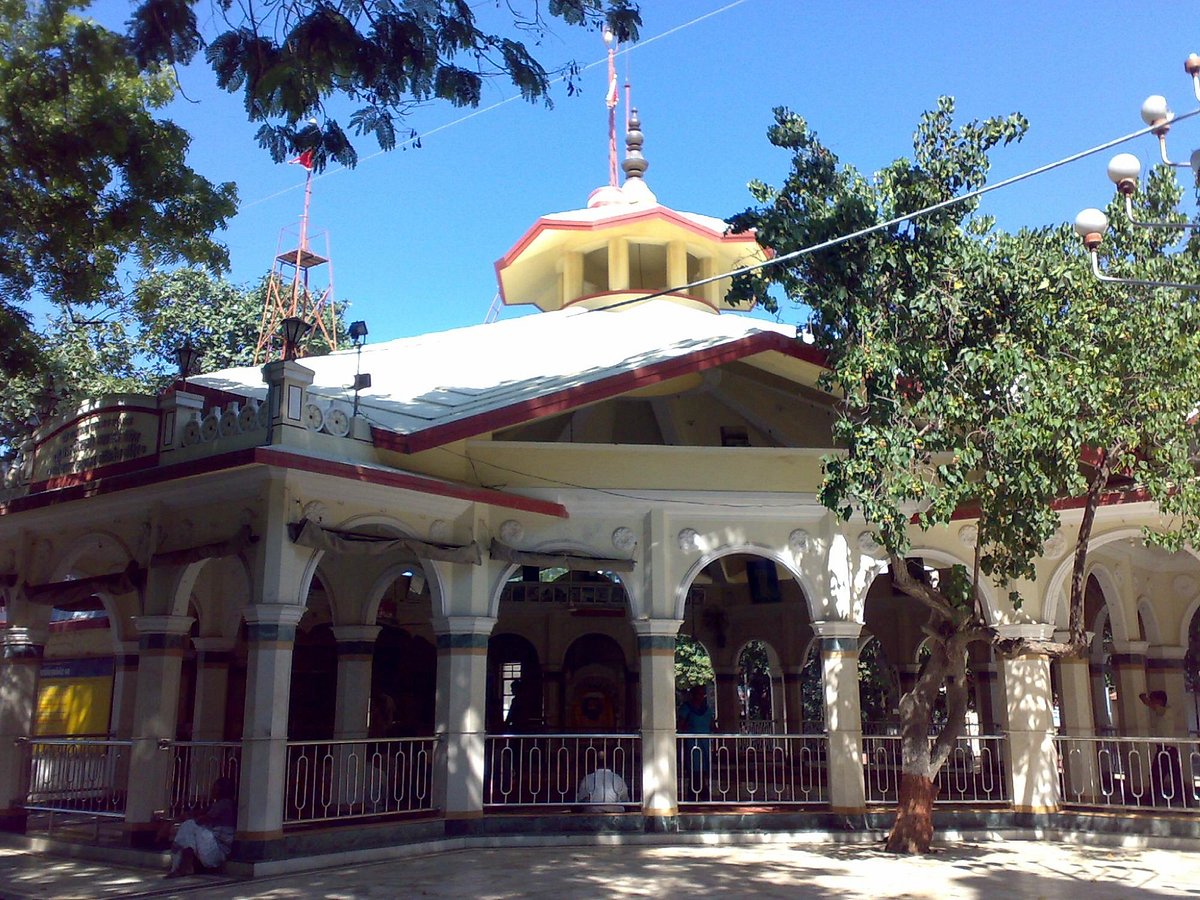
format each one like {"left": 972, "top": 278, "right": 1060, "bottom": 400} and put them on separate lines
{"left": 587, "top": 108, "right": 1200, "bottom": 313}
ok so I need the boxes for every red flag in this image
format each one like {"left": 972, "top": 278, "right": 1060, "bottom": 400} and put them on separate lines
{"left": 290, "top": 149, "right": 315, "bottom": 170}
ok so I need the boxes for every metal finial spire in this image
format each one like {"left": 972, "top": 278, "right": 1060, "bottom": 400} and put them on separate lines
{"left": 622, "top": 108, "right": 648, "bottom": 182}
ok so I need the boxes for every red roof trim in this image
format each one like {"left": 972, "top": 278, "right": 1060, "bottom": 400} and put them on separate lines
{"left": 1, "top": 447, "right": 568, "bottom": 520}
{"left": 374, "top": 331, "right": 828, "bottom": 455}
{"left": 252, "top": 448, "right": 568, "bottom": 518}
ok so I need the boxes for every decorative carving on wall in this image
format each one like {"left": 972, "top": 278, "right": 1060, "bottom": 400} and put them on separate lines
{"left": 1042, "top": 532, "right": 1067, "bottom": 558}
{"left": 300, "top": 501, "right": 328, "bottom": 525}
{"left": 611, "top": 527, "right": 637, "bottom": 554}
{"left": 857, "top": 531, "right": 882, "bottom": 556}
{"left": 788, "top": 529, "right": 811, "bottom": 555}
{"left": 957, "top": 525, "right": 978, "bottom": 547}
{"left": 429, "top": 519, "right": 452, "bottom": 543}
{"left": 498, "top": 519, "right": 524, "bottom": 545}
{"left": 677, "top": 528, "right": 700, "bottom": 552}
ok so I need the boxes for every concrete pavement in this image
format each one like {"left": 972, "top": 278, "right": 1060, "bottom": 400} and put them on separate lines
{"left": 2, "top": 838, "right": 1200, "bottom": 898}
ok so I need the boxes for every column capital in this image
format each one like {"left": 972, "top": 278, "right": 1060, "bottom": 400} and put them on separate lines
{"left": 431, "top": 615, "right": 495, "bottom": 637}
{"left": 1053, "top": 629, "right": 1095, "bottom": 646}
{"left": 191, "top": 637, "right": 236, "bottom": 654}
{"left": 243, "top": 604, "right": 306, "bottom": 628}
{"left": 133, "top": 615, "right": 195, "bottom": 637}
{"left": 1111, "top": 639, "right": 1149, "bottom": 656}
{"left": 810, "top": 620, "right": 863, "bottom": 640}
{"left": 631, "top": 618, "right": 682, "bottom": 639}
{"left": 1147, "top": 644, "right": 1187, "bottom": 661}
{"left": 1, "top": 626, "right": 47, "bottom": 650}
{"left": 330, "top": 625, "right": 382, "bottom": 644}
{"left": 994, "top": 623, "right": 1055, "bottom": 642}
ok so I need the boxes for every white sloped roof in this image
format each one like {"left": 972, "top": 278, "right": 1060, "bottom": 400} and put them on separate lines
{"left": 193, "top": 300, "right": 798, "bottom": 446}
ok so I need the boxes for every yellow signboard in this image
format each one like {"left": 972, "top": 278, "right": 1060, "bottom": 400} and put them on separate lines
{"left": 35, "top": 658, "right": 114, "bottom": 736}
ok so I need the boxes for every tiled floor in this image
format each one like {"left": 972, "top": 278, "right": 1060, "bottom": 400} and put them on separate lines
{"left": 3, "top": 839, "right": 1200, "bottom": 898}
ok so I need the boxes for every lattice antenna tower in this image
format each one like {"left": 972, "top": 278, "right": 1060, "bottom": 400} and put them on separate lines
{"left": 255, "top": 151, "right": 339, "bottom": 362}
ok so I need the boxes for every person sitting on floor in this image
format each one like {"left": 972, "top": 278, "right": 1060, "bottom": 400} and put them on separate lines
{"left": 165, "top": 777, "right": 236, "bottom": 877}
{"left": 575, "top": 751, "right": 630, "bottom": 813}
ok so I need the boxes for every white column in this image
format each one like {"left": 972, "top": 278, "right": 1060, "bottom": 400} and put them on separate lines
{"left": 997, "top": 625, "right": 1059, "bottom": 814}
{"left": 433, "top": 615, "right": 494, "bottom": 822}
{"left": 0, "top": 628, "right": 45, "bottom": 832}
{"left": 1146, "top": 646, "right": 1188, "bottom": 738}
{"left": 1111, "top": 640, "right": 1150, "bottom": 736}
{"left": 331, "top": 626, "right": 381, "bottom": 740}
{"left": 109, "top": 641, "right": 140, "bottom": 740}
{"left": 713, "top": 666, "right": 739, "bottom": 731}
{"left": 190, "top": 638, "right": 235, "bottom": 742}
{"left": 1055, "top": 655, "right": 1100, "bottom": 804}
{"left": 635, "top": 618, "right": 681, "bottom": 828}
{"left": 124, "top": 614, "right": 194, "bottom": 845}
{"left": 813, "top": 620, "right": 865, "bottom": 813}
{"left": 236, "top": 604, "right": 305, "bottom": 858}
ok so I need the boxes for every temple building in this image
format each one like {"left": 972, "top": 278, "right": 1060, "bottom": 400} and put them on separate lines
{"left": 1, "top": 109, "right": 1199, "bottom": 870}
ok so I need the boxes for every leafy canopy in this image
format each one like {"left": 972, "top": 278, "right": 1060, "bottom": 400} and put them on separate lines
{"left": 0, "top": 0, "right": 237, "bottom": 376}
{"left": 129, "top": 0, "right": 641, "bottom": 170}
{"left": 729, "top": 99, "right": 1200, "bottom": 608}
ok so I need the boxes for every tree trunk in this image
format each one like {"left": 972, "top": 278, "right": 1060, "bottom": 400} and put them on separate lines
{"left": 885, "top": 773, "right": 938, "bottom": 854}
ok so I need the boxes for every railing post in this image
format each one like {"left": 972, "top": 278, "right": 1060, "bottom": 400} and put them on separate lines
{"left": 0, "top": 628, "right": 45, "bottom": 833}
{"left": 124, "top": 614, "right": 193, "bottom": 847}
{"left": 635, "top": 618, "right": 681, "bottom": 830}
{"left": 812, "top": 620, "right": 865, "bottom": 815}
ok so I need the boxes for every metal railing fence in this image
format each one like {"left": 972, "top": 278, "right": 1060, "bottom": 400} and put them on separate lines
{"left": 677, "top": 733, "right": 828, "bottom": 806}
{"left": 484, "top": 734, "right": 640, "bottom": 808}
{"left": 1056, "top": 735, "right": 1200, "bottom": 811}
{"left": 284, "top": 736, "right": 438, "bottom": 825}
{"left": 863, "top": 734, "right": 1009, "bottom": 805}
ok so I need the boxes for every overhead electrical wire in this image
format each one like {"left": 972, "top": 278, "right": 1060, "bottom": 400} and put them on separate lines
{"left": 587, "top": 107, "right": 1200, "bottom": 314}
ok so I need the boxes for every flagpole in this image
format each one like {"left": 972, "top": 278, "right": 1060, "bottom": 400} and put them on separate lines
{"left": 606, "top": 30, "right": 618, "bottom": 187}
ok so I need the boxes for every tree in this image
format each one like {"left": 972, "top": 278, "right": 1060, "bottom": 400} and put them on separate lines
{"left": 0, "top": 269, "right": 349, "bottom": 460}
{"left": 729, "top": 99, "right": 1200, "bottom": 853}
{"left": 0, "top": 0, "right": 237, "bottom": 377}
{"left": 128, "top": 0, "right": 641, "bottom": 169}
{"left": 674, "top": 634, "right": 715, "bottom": 689}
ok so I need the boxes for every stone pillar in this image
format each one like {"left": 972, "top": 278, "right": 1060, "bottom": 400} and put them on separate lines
{"left": 1090, "top": 660, "right": 1116, "bottom": 731}
{"left": 997, "top": 626, "right": 1058, "bottom": 814}
{"left": 0, "top": 628, "right": 45, "bottom": 832}
{"left": 542, "top": 666, "right": 563, "bottom": 731}
{"left": 433, "top": 616, "right": 494, "bottom": 825}
{"left": 125, "top": 614, "right": 194, "bottom": 846}
{"left": 1110, "top": 641, "right": 1150, "bottom": 736}
{"left": 781, "top": 666, "right": 809, "bottom": 733}
{"left": 972, "top": 663, "right": 1005, "bottom": 734}
{"left": 713, "top": 667, "right": 739, "bottom": 732}
{"left": 1146, "top": 646, "right": 1188, "bottom": 738}
{"left": 109, "top": 641, "right": 139, "bottom": 740}
{"left": 813, "top": 620, "right": 865, "bottom": 813}
{"left": 190, "top": 638, "right": 235, "bottom": 742}
{"left": 235, "top": 604, "right": 305, "bottom": 860}
{"left": 636, "top": 618, "right": 681, "bottom": 829}
{"left": 1055, "top": 655, "right": 1101, "bottom": 804}
{"left": 331, "top": 626, "right": 380, "bottom": 740}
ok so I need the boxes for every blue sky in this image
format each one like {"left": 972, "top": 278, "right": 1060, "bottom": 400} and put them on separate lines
{"left": 94, "top": 0, "right": 1200, "bottom": 343}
